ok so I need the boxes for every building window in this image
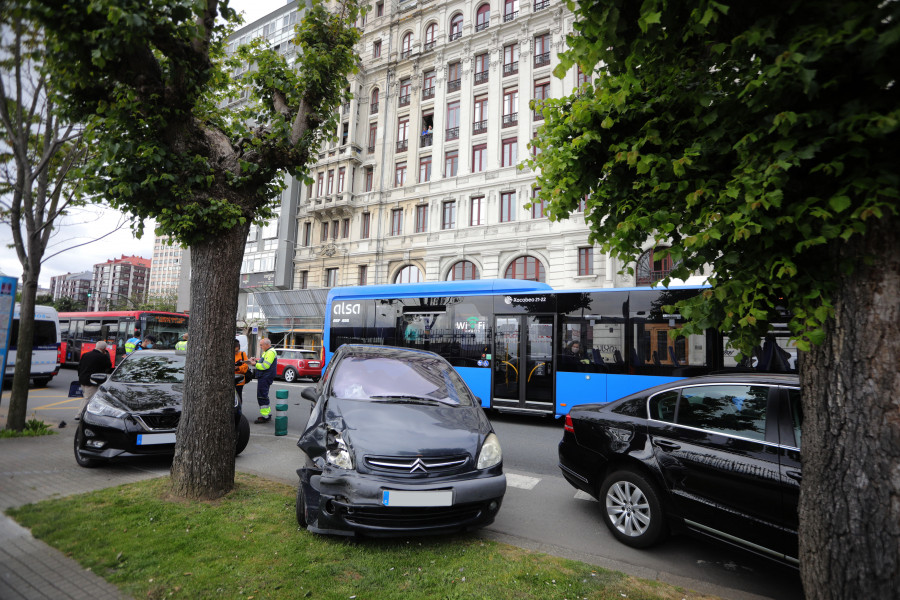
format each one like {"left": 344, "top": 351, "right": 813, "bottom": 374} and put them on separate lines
{"left": 361, "top": 212, "right": 371, "bottom": 238}
{"left": 531, "top": 187, "right": 545, "bottom": 218}
{"left": 331, "top": 219, "right": 339, "bottom": 240}
{"left": 449, "top": 260, "right": 479, "bottom": 280}
{"left": 578, "top": 247, "right": 594, "bottom": 276}
{"left": 424, "top": 23, "right": 436, "bottom": 51}
{"left": 371, "top": 87, "right": 379, "bottom": 113}
{"left": 399, "top": 78, "right": 411, "bottom": 107}
{"left": 376, "top": 1, "right": 383, "bottom": 16}
{"left": 445, "top": 150, "right": 459, "bottom": 177}
{"left": 357, "top": 265, "right": 368, "bottom": 286}
{"left": 441, "top": 200, "right": 456, "bottom": 230}
{"left": 365, "top": 167, "right": 374, "bottom": 192}
{"left": 500, "top": 190, "right": 515, "bottom": 222}
{"left": 341, "top": 218, "right": 350, "bottom": 239}
{"left": 475, "top": 4, "right": 490, "bottom": 31}
{"left": 400, "top": 32, "right": 412, "bottom": 59}
{"left": 501, "top": 137, "right": 517, "bottom": 167}
{"left": 473, "top": 96, "right": 488, "bottom": 134}
{"left": 503, "top": 88, "right": 518, "bottom": 127}
{"left": 419, "top": 155, "right": 432, "bottom": 182}
{"left": 395, "top": 162, "right": 407, "bottom": 187}
{"left": 503, "top": 43, "right": 519, "bottom": 76}
{"left": 391, "top": 208, "right": 403, "bottom": 236}
{"left": 368, "top": 122, "right": 377, "bottom": 152}
{"left": 474, "top": 53, "right": 489, "bottom": 85}
{"left": 326, "top": 169, "right": 335, "bottom": 195}
{"left": 316, "top": 172, "right": 324, "bottom": 196}
{"left": 300, "top": 270, "right": 308, "bottom": 289}
{"left": 534, "top": 33, "right": 550, "bottom": 67}
{"left": 326, "top": 268, "right": 338, "bottom": 287}
{"left": 415, "top": 204, "right": 428, "bottom": 233}
{"left": 395, "top": 265, "right": 423, "bottom": 283}
{"left": 636, "top": 246, "right": 676, "bottom": 285}
{"left": 470, "top": 196, "right": 484, "bottom": 225}
{"left": 448, "top": 61, "right": 461, "bottom": 92}
{"left": 577, "top": 65, "right": 591, "bottom": 86}
{"left": 302, "top": 222, "right": 311, "bottom": 246}
{"left": 449, "top": 14, "right": 463, "bottom": 41}
{"left": 446, "top": 99, "right": 460, "bottom": 139}
{"left": 397, "top": 117, "right": 409, "bottom": 151}
{"left": 337, "top": 167, "right": 346, "bottom": 193}
{"left": 472, "top": 143, "right": 487, "bottom": 173}
{"left": 423, "top": 70, "right": 435, "bottom": 98}
{"left": 505, "top": 255, "right": 545, "bottom": 282}
{"left": 533, "top": 80, "right": 549, "bottom": 121}
{"left": 321, "top": 221, "right": 329, "bottom": 241}
{"left": 504, "top": 0, "right": 519, "bottom": 21}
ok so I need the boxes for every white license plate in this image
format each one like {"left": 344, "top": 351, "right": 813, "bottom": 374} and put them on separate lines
{"left": 382, "top": 489, "right": 453, "bottom": 507}
{"left": 136, "top": 433, "right": 176, "bottom": 445}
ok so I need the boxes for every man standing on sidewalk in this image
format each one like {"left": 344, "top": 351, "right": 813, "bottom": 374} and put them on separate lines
{"left": 76, "top": 341, "right": 112, "bottom": 418}
{"left": 249, "top": 338, "right": 278, "bottom": 424}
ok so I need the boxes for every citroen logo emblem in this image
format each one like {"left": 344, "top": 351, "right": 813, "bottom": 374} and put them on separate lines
{"left": 409, "top": 458, "right": 428, "bottom": 473}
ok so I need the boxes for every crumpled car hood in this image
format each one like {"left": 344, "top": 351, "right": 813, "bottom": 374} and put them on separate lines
{"left": 100, "top": 383, "right": 183, "bottom": 412}
{"left": 332, "top": 398, "right": 488, "bottom": 457}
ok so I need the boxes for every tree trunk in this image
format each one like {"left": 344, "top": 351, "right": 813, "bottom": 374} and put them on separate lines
{"left": 6, "top": 265, "right": 40, "bottom": 431}
{"left": 800, "top": 213, "right": 900, "bottom": 598}
{"left": 170, "top": 218, "right": 251, "bottom": 500}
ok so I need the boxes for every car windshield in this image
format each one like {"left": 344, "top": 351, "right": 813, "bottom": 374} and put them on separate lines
{"left": 111, "top": 354, "right": 185, "bottom": 384}
{"left": 331, "top": 355, "right": 473, "bottom": 406}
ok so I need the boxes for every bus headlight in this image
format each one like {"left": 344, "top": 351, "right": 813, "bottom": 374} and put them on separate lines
{"left": 476, "top": 433, "right": 502, "bottom": 469}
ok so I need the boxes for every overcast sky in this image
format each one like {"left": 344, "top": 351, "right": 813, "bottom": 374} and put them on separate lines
{"left": 0, "top": 0, "right": 290, "bottom": 288}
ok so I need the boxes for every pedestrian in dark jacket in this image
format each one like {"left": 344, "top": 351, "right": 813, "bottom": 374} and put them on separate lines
{"left": 77, "top": 340, "right": 113, "bottom": 418}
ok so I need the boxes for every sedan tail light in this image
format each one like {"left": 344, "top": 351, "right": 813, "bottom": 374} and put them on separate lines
{"left": 564, "top": 414, "right": 574, "bottom": 433}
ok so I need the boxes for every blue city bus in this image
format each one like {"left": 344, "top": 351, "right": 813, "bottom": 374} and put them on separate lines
{"left": 323, "top": 279, "right": 796, "bottom": 417}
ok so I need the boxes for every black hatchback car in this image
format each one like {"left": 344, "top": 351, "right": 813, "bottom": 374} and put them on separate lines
{"left": 559, "top": 374, "right": 801, "bottom": 566}
{"left": 296, "top": 344, "right": 506, "bottom": 537}
{"left": 74, "top": 350, "right": 250, "bottom": 467}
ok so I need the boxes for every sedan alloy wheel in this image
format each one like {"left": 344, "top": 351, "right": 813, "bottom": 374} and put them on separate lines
{"left": 600, "top": 470, "right": 665, "bottom": 548}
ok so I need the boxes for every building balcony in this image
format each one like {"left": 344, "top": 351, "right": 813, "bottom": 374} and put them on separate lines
{"left": 396, "top": 139, "right": 409, "bottom": 152}
{"left": 503, "top": 62, "right": 518, "bottom": 77}
{"left": 474, "top": 71, "right": 489, "bottom": 85}
{"left": 473, "top": 120, "right": 488, "bottom": 135}
{"left": 502, "top": 113, "right": 518, "bottom": 128}
{"left": 446, "top": 127, "right": 459, "bottom": 141}
{"left": 400, "top": 49, "right": 412, "bottom": 60}
{"left": 421, "top": 134, "right": 433, "bottom": 147}
{"left": 448, "top": 31, "right": 462, "bottom": 42}
{"left": 503, "top": 11, "right": 518, "bottom": 22}
{"left": 423, "top": 40, "right": 436, "bottom": 51}
{"left": 475, "top": 21, "right": 489, "bottom": 32}
{"left": 534, "top": 52, "right": 551, "bottom": 68}
{"left": 370, "top": 102, "right": 379, "bottom": 114}
{"left": 398, "top": 94, "right": 410, "bottom": 107}
{"left": 422, "top": 86, "right": 435, "bottom": 99}
{"left": 534, "top": 0, "right": 549, "bottom": 10}
{"left": 447, "top": 78, "right": 461, "bottom": 93}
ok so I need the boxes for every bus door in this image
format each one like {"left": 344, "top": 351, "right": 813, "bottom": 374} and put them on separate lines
{"left": 492, "top": 314, "right": 555, "bottom": 414}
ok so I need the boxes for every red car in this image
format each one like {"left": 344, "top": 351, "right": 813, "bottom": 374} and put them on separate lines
{"left": 276, "top": 349, "right": 322, "bottom": 383}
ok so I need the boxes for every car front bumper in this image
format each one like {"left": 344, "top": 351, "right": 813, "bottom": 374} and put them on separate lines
{"left": 299, "top": 467, "right": 506, "bottom": 537}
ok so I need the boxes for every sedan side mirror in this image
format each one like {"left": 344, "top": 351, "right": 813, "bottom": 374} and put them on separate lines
{"left": 90, "top": 373, "right": 108, "bottom": 384}
{"left": 300, "top": 387, "right": 317, "bottom": 402}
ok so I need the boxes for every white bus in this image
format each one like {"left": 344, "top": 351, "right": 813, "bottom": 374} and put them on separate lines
{"left": 5, "top": 305, "right": 61, "bottom": 387}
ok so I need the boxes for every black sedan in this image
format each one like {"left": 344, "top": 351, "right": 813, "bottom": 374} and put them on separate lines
{"left": 559, "top": 373, "right": 801, "bottom": 566}
{"left": 296, "top": 344, "right": 506, "bottom": 537}
{"left": 74, "top": 350, "right": 250, "bottom": 467}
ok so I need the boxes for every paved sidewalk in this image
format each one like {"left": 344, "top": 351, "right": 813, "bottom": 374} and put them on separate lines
{"left": 0, "top": 432, "right": 168, "bottom": 600}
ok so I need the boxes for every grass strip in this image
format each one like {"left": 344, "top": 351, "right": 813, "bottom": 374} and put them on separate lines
{"left": 8, "top": 473, "right": 717, "bottom": 600}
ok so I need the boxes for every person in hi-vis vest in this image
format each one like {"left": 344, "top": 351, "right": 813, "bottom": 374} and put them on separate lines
{"left": 249, "top": 338, "right": 278, "bottom": 423}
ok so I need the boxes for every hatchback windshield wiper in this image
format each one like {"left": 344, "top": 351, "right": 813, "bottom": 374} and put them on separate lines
{"left": 368, "top": 394, "right": 444, "bottom": 404}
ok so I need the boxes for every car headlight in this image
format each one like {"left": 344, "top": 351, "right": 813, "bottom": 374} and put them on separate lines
{"left": 85, "top": 394, "right": 128, "bottom": 419}
{"left": 476, "top": 433, "right": 502, "bottom": 469}
{"left": 325, "top": 429, "right": 354, "bottom": 470}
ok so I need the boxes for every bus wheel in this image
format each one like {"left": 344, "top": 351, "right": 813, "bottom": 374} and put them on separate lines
{"left": 74, "top": 426, "right": 100, "bottom": 468}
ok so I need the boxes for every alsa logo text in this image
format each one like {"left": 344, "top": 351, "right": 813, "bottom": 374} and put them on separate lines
{"left": 333, "top": 302, "right": 361, "bottom": 315}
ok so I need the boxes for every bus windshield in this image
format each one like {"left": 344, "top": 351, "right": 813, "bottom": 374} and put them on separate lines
{"left": 142, "top": 314, "right": 189, "bottom": 349}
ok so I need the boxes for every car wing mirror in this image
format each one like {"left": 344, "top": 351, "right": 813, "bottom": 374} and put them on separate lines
{"left": 90, "top": 373, "right": 108, "bottom": 384}
{"left": 301, "top": 387, "right": 317, "bottom": 402}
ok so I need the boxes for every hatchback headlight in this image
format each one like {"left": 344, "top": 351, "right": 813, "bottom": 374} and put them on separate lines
{"left": 325, "top": 429, "right": 354, "bottom": 470}
{"left": 476, "top": 433, "right": 502, "bottom": 469}
{"left": 86, "top": 394, "right": 128, "bottom": 419}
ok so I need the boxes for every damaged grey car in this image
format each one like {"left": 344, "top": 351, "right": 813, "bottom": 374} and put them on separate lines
{"left": 296, "top": 344, "right": 506, "bottom": 536}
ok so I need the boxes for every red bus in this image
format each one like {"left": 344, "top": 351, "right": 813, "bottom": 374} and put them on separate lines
{"left": 58, "top": 310, "right": 189, "bottom": 367}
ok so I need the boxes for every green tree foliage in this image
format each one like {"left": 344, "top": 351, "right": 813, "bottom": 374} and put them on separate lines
{"left": 31, "top": 0, "right": 361, "bottom": 498}
{"left": 528, "top": 0, "right": 898, "bottom": 354}
{"left": 529, "top": 2, "right": 900, "bottom": 597}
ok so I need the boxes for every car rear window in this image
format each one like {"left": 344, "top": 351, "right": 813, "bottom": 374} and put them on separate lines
{"left": 112, "top": 355, "right": 185, "bottom": 384}
{"left": 331, "top": 355, "right": 473, "bottom": 406}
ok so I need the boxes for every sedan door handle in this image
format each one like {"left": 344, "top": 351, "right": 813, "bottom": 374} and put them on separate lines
{"left": 785, "top": 470, "right": 802, "bottom": 482}
{"left": 653, "top": 439, "right": 681, "bottom": 452}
